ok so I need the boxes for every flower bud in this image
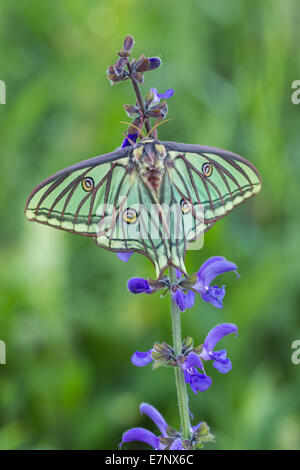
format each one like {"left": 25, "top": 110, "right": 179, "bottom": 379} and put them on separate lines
{"left": 145, "top": 90, "right": 155, "bottom": 108}
{"left": 107, "top": 65, "right": 128, "bottom": 85}
{"left": 131, "top": 71, "right": 144, "bottom": 84}
{"left": 193, "top": 344, "right": 203, "bottom": 354}
{"left": 146, "top": 101, "right": 168, "bottom": 119}
{"left": 180, "top": 273, "right": 198, "bottom": 288}
{"left": 159, "top": 437, "right": 174, "bottom": 447}
{"left": 124, "top": 104, "right": 139, "bottom": 117}
{"left": 166, "top": 426, "right": 179, "bottom": 438}
{"left": 119, "top": 36, "right": 135, "bottom": 57}
{"left": 193, "top": 422, "right": 215, "bottom": 445}
{"left": 135, "top": 55, "right": 151, "bottom": 73}
{"left": 107, "top": 66, "right": 118, "bottom": 84}
{"left": 152, "top": 342, "right": 165, "bottom": 353}
{"left": 152, "top": 360, "right": 166, "bottom": 370}
{"left": 182, "top": 336, "right": 194, "bottom": 353}
{"left": 149, "top": 57, "right": 162, "bottom": 70}
{"left": 114, "top": 57, "right": 126, "bottom": 73}
{"left": 123, "top": 35, "right": 134, "bottom": 53}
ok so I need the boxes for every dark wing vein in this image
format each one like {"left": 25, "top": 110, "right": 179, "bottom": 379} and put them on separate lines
{"left": 35, "top": 173, "right": 70, "bottom": 215}
{"left": 60, "top": 169, "right": 91, "bottom": 222}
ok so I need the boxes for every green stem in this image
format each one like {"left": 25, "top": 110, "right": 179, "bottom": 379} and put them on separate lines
{"left": 169, "top": 266, "right": 191, "bottom": 440}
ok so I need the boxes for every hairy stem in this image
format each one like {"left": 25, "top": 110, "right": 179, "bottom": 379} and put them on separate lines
{"left": 169, "top": 266, "right": 191, "bottom": 440}
{"left": 126, "top": 60, "right": 152, "bottom": 137}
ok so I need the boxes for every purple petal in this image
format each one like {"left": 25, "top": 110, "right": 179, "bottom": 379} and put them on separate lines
{"left": 213, "top": 356, "right": 232, "bottom": 374}
{"left": 184, "top": 369, "right": 212, "bottom": 394}
{"left": 197, "top": 256, "right": 226, "bottom": 278}
{"left": 197, "top": 257, "right": 238, "bottom": 287}
{"left": 185, "top": 352, "right": 203, "bottom": 370}
{"left": 149, "top": 57, "right": 162, "bottom": 70}
{"left": 121, "top": 133, "right": 138, "bottom": 148}
{"left": 170, "top": 438, "right": 183, "bottom": 450}
{"left": 140, "top": 403, "right": 168, "bottom": 436}
{"left": 116, "top": 252, "right": 133, "bottom": 262}
{"left": 131, "top": 350, "right": 153, "bottom": 367}
{"left": 201, "top": 285, "right": 225, "bottom": 309}
{"left": 193, "top": 374, "right": 212, "bottom": 393}
{"left": 185, "top": 290, "right": 196, "bottom": 310}
{"left": 120, "top": 427, "right": 159, "bottom": 449}
{"left": 127, "top": 277, "right": 153, "bottom": 294}
{"left": 157, "top": 88, "right": 174, "bottom": 99}
{"left": 209, "top": 349, "right": 232, "bottom": 374}
{"left": 210, "top": 349, "right": 227, "bottom": 361}
{"left": 202, "top": 323, "right": 238, "bottom": 356}
{"left": 172, "top": 289, "right": 186, "bottom": 312}
{"left": 182, "top": 353, "right": 211, "bottom": 393}
{"left": 150, "top": 88, "right": 160, "bottom": 105}
{"left": 150, "top": 88, "right": 174, "bottom": 104}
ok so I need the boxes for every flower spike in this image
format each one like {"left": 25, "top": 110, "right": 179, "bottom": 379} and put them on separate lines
{"left": 127, "top": 256, "right": 239, "bottom": 311}
{"left": 130, "top": 323, "right": 238, "bottom": 393}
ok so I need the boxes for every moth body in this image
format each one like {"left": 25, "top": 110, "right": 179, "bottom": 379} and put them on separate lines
{"left": 131, "top": 139, "right": 166, "bottom": 192}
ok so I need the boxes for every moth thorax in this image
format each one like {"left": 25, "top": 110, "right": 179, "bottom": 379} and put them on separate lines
{"left": 142, "top": 142, "right": 166, "bottom": 166}
{"left": 143, "top": 148, "right": 157, "bottom": 167}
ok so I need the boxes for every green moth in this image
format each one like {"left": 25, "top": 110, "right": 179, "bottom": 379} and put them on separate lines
{"left": 25, "top": 139, "right": 262, "bottom": 278}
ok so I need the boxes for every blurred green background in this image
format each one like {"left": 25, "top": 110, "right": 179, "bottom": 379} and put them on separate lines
{"left": 0, "top": 0, "right": 299, "bottom": 450}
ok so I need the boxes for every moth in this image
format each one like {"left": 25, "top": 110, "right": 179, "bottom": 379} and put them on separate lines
{"left": 25, "top": 139, "right": 262, "bottom": 278}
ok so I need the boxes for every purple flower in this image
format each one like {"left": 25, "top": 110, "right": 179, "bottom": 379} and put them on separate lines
{"left": 193, "top": 257, "right": 239, "bottom": 309}
{"left": 150, "top": 88, "right": 174, "bottom": 105}
{"left": 120, "top": 402, "right": 207, "bottom": 450}
{"left": 126, "top": 253, "right": 238, "bottom": 312}
{"left": 181, "top": 352, "right": 212, "bottom": 393}
{"left": 127, "top": 277, "right": 154, "bottom": 294}
{"left": 120, "top": 403, "right": 181, "bottom": 450}
{"left": 131, "top": 347, "right": 211, "bottom": 394}
{"left": 116, "top": 252, "right": 133, "bottom": 262}
{"left": 170, "top": 269, "right": 196, "bottom": 312}
{"left": 131, "top": 323, "right": 238, "bottom": 393}
{"left": 131, "top": 350, "right": 153, "bottom": 367}
{"left": 149, "top": 57, "right": 162, "bottom": 70}
{"left": 126, "top": 256, "right": 238, "bottom": 311}
{"left": 172, "top": 288, "right": 186, "bottom": 312}
{"left": 199, "top": 323, "right": 238, "bottom": 374}
{"left": 182, "top": 323, "right": 238, "bottom": 393}
{"left": 173, "top": 257, "right": 238, "bottom": 311}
